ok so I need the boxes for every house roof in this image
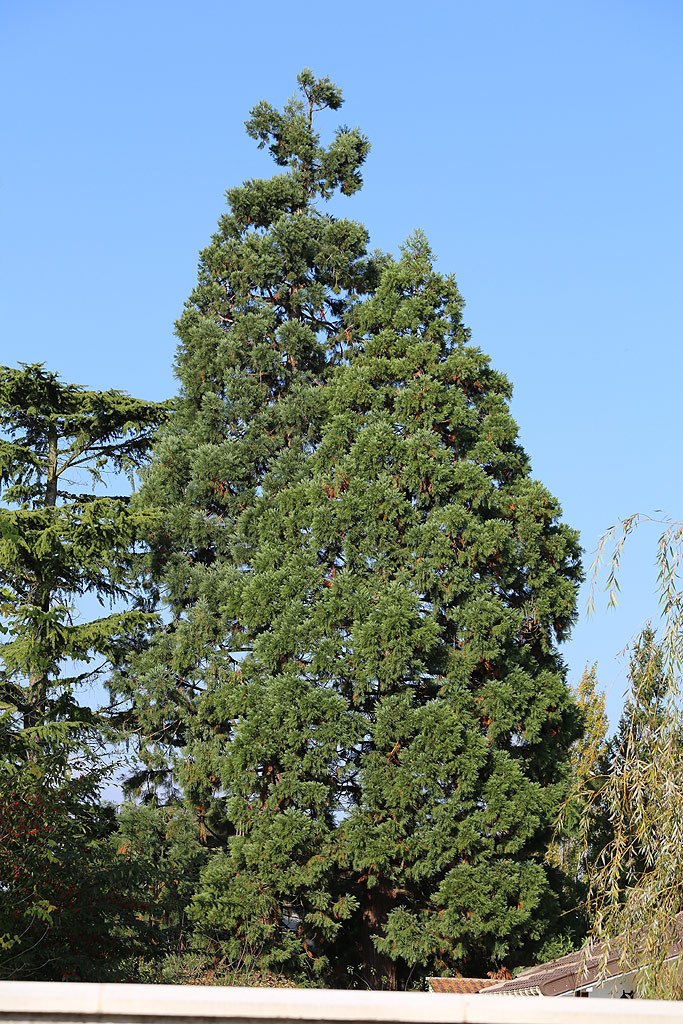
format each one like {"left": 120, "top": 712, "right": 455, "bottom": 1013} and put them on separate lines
{"left": 485, "top": 915, "right": 683, "bottom": 997}
{"left": 427, "top": 979, "right": 498, "bottom": 994}
{"left": 484, "top": 945, "right": 607, "bottom": 997}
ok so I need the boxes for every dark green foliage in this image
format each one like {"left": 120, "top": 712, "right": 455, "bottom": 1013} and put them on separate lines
{"left": 126, "top": 74, "right": 582, "bottom": 987}
{"left": 212, "top": 235, "right": 582, "bottom": 984}
{"left": 0, "top": 770, "right": 205, "bottom": 981}
{"left": 186, "top": 672, "right": 360, "bottom": 978}
{"left": 0, "top": 363, "right": 169, "bottom": 738}
{"left": 0, "top": 362, "right": 169, "bottom": 977}
{"left": 116, "top": 70, "right": 376, "bottom": 802}
{"left": 116, "top": 70, "right": 378, "bottom": 979}
{"left": 114, "top": 802, "right": 207, "bottom": 959}
{"left": 0, "top": 759, "right": 138, "bottom": 981}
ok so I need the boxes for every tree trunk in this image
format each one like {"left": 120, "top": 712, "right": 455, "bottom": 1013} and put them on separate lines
{"left": 24, "top": 421, "right": 58, "bottom": 740}
{"left": 45, "top": 420, "right": 58, "bottom": 508}
{"left": 358, "top": 881, "right": 398, "bottom": 990}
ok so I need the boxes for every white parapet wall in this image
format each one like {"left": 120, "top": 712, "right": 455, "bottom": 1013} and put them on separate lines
{"left": 0, "top": 982, "right": 680, "bottom": 1024}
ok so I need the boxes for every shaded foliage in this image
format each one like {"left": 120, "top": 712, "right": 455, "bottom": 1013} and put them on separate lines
{"left": 0, "top": 363, "right": 169, "bottom": 978}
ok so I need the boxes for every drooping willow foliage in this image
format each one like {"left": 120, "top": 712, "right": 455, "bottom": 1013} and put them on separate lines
{"left": 577, "top": 516, "right": 683, "bottom": 999}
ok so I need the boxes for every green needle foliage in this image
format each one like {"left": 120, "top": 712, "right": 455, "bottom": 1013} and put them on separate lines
{"left": 114, "top": 70, "right": 377, "bottom": 797}
{"left": 0, "top": 362, "right": 169, "bottom": 977}
{"left": 0, "top": 766, "right": 140, "bottom": 982}
{"left": 0, "top": 364, "right": 170, "bottom": 738}
{"left": 202, "top": 235, "right": 583, "bottom": 985}
{"left": 126, "top": 74, "right": 582, "bottom": 987}
{"left": 114, "top": 801, "right": 207, "bottom": 973}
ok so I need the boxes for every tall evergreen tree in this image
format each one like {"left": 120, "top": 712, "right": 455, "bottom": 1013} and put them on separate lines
{"left": 128, "top": 73, "right": 581, "bottom": 984}
{"left": 114, "top": 72, "right": 377, "bottom": 967}
{"left": 0, "top": 363, "right": 167, "bottom": 751}
{"left": 0, "top": 362, "right": 168, "bottom": 978}
{"left": 185, "top": 235, "right": 582, "bottom": 984}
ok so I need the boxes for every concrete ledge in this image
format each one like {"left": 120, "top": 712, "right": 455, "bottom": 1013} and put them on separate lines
{"left": 0, "top": 982, "right": 680, "bottom": 1024}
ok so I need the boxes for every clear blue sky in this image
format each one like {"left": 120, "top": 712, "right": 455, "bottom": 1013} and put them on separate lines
{"left": 2, "top": 0, "right": 681, "bottom": 725}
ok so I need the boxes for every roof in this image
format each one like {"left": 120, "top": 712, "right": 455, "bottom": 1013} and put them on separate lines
{"left": 484, "top": 945, "right": 602, "bottom": 997}
{"left": 427, "top": 979, "right": 498, "bottom": 994}
{"left": 486, "top": 914, "right": 683, "bottom": 997}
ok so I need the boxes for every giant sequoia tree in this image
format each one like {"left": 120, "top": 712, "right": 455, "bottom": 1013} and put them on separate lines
{"left": 128, "top": 75, "right": 582, "bottom": 986}
{"left": 119, "top": 71, "right": 376, "bottom": 793}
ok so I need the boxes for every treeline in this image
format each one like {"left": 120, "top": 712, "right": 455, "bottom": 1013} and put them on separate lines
{"left": 1, "top": 71, "right": 679, "bottom": 992}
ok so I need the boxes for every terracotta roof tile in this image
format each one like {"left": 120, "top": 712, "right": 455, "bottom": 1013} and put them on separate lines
{"left": 428, "top": 978, "right": 498, "bottom": 994}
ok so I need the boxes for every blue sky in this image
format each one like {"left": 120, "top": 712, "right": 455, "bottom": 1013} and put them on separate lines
{"left": 2, "top": 0, "right": 682, "bottom": 725}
